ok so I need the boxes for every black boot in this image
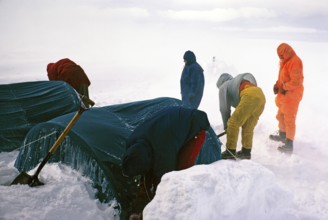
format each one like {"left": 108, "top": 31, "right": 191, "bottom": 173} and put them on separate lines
{"left": 278, "top": 139, "right": 293, "bottom": 153}
{"left": 221, "top": 149, "right": 236, "bottom": 160}
{"left": 269, "top": 131, "right": 286, "bottom": 142}
{"left": 236, "top": 147, "right": 251, "bottom": 160}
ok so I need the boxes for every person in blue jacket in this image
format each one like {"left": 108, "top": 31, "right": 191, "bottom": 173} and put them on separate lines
{"left": 122, "top": 106, "right": 210, "bottom": 219}
{"left": 180, "top": 50, "right": 205, "bottom": 109}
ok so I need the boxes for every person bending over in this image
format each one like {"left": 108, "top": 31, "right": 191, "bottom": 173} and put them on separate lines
{"left": 217, "top": 73, "right": 266, "bottom": 160}
{"left": 122, "top": 106, "right": 210, "bottom": 219}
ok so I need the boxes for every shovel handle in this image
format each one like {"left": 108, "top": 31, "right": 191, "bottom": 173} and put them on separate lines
{"left": 48, "top": 96, "right": 95, "bottom": 154}
{"left": 80, "top": 95, "right": 95, "bottom": 109}
{"left": 33, "top": 108, "right": 84, "bottom": 178}
{"left": 28, "top": 96, "right": 95, "bottom": 181}
{"left": 49, "top": 108, "right": 84, "bottom": 154}
{"left": 217, "top": 131, "right": 226, "bottom": 138}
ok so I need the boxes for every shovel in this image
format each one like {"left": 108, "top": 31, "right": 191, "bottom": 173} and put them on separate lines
{"left": 217, "top": 131, "right": 226, "bottom": 138}
{"left": 11, "top": 95, "right": 95, "bottom": 187}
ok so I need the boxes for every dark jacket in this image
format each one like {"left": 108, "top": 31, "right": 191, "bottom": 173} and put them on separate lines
{"left": 180, "top": 51, "right": 204, "bottom": 109}
{"left": 122, "top": 106, "right": 210, "bottom": 181}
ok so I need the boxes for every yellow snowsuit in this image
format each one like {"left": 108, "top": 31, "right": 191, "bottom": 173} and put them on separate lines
{"left": 226, "top": 85, "right": 266, "bottom": 150}
{"left": 217, "top": 73, "right": 266, "bottom": 151}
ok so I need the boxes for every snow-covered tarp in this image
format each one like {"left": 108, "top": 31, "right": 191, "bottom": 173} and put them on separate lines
{"left": 13, "top": 97, "right": 221, "bottom": 219}
{"left": 0, "top": 81, "right": 81, "bottom": 152}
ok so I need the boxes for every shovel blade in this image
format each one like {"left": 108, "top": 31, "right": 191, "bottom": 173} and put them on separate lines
{"left": 11, "top": 171, "right": 44, "bottom": 187}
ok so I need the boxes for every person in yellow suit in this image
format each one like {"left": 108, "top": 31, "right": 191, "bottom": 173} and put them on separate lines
{"left": 270, "top": 43, "right": 304, "bottom": 153}
{"left": 217, "top": 73, "right": 266, "bottom": 159}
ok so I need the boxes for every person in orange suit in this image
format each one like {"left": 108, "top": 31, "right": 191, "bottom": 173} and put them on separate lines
{"left": 270, "top": 43, "right": 304, "bottom": 153}
{"left": 47, "top": 58, "right": 91, "bottom": 98}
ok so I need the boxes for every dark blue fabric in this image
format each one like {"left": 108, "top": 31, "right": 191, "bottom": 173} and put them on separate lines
{"left": 180, "top": 62, "right": 205, "bottom": 109}
{"left": 122, "top": 106, "right": 210, "bottom": 179}
{"left": 0, "top": 81, "right": 81, "bottom": 152}
{"left": 14, "top": 97, "right": 221, "bottom": 219}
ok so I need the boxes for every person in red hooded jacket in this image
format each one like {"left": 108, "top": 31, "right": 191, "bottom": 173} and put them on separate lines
{"left": 47, "top": 58, "right": 91, "bottom": 98}
{"left": 270, "top": 43, "right": 304, "bottom": 153}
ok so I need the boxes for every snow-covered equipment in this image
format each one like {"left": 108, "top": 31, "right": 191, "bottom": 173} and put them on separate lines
{"left": 13, "top": 97, "right": 221, "bottom": 219}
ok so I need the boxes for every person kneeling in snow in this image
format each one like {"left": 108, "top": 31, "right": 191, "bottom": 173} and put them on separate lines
{"left": 122, "top": 106, "right": 210, "bottom": 219}
{"left": 217, "top": 73, "right": 266, "bottom": 160}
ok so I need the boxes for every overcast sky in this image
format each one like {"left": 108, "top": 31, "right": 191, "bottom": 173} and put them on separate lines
{"left": 0, "top": 0, "right": 327, "bottom": 82}
{"left": 2, "top": 0, "right": 326, "bottom": 33}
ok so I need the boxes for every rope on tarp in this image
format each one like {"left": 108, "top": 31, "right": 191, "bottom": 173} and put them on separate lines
{"left": 15, "top": 131, "right": 58, "bottom": 151}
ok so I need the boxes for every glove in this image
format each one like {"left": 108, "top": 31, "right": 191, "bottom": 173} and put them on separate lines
{"left": 279, "top": 88, "right": 287, "bottom": 95}
{"left": 273, "top": 84, "right": 279, "bottom": 94}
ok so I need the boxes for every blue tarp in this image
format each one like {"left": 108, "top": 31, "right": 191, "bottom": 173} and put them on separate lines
{"left": 14, "top": 97, "right": 222, "bottom": 219}
{"left": 0, "top": 81, "right": 81, "bottom": 152}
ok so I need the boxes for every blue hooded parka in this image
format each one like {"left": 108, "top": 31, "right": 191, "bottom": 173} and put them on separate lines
{"left": 180, "top": 51, "right": 205, "bottom": 109}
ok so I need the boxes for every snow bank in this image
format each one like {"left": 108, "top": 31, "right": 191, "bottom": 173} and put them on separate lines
{"left": 144, "top": 160, "right": 297, "bottom": 220}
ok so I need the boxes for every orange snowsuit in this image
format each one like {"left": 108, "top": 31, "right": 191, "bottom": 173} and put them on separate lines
{"left": 274, "top": 43, "right": 304, "bottom": 141}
